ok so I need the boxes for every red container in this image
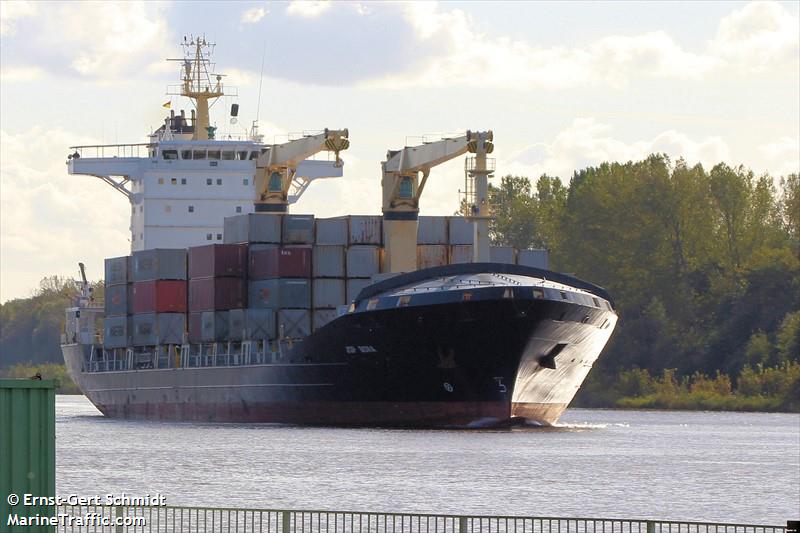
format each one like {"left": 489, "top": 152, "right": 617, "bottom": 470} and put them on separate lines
{"left": 189, "top": 277, "right": 246, "bottom": 311}
{"left": 188, "top": 312, "right": 203, "bottom": 343}
{"left": 131, "top": 280, "right": 187, "bottom": 313}
{"left": 189, "top": 244, "right": 247, "bottom": 279}
{"left": 249, "top": 245, "right": 311, "bottom": 279}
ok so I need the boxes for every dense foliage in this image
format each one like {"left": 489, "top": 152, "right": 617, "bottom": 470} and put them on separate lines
{"left": 491, "top": 155, "right": 799, "bottom": 410}
{"left": 0, "top": 277, "right": 103, "bottom": 368}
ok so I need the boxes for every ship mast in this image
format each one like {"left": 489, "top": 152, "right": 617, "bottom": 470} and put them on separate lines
{"left": 167, "top": 36, "right": 224, "bottom": 140}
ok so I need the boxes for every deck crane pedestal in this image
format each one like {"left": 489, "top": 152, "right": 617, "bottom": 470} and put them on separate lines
{"left": 254, "top": 129, "right": 350, "bottom": 212}
{"left": 381, "top": 130, "right": 493, "bottom": 273}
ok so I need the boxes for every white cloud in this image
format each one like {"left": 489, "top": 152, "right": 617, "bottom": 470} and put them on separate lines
{"left": 0, "top": 127, "right": 131, "bottom": 301}
{"left": 0, "top": 0, "right": 37, "bottom": 35}
{"left": 503, "top": 118, "right": 731, "bottom": 179}
{"left": 0, "top": 65, "right": 46, "bottom": 83}
{"left": 362, "top": 0, "right": 796, "bottom": 90}
{"left": 760, "top": 136, "right": 800, "bottom": 177}
{"left": 709, "top": 1, "right": 800, "bottom": 69}
{"left": 286, "top": 1, "right": 331, "bottom": 18}
{"left": 241, "top": 6, "right": 266, "bottom": 24}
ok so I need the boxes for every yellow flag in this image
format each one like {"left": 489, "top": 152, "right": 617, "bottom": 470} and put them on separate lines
{"left": 162, "top": 101, "right": 171, "bottom": 109}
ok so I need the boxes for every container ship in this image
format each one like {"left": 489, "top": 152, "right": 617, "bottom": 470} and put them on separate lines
{"left": 61, "top": 38, "right": 617, "bottom": 427}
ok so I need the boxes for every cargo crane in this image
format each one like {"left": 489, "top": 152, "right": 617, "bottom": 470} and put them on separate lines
{"left": 254, "top": 129, "right": 350, "bottom": 212}
{"left": 381, "top": 131, "right": 493, "bottom": 272}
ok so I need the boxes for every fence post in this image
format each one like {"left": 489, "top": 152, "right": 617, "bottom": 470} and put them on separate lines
{"left": 459, "top": 516, "right": 469, "bottom": 532}
{"left": 282, "top": 510, "right": 291, "bottom": 533}
{"left": 115, "top": 505, "right": 124, "bottom": 533}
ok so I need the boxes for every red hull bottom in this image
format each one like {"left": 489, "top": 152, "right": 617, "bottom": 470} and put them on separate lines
{"left": 94, "top": 400, "right": 564, "bottom": 428}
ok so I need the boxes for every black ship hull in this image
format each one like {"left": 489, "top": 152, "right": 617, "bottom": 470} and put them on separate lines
{"left": 63, "top": 264, "right": 617, "bottom": 427}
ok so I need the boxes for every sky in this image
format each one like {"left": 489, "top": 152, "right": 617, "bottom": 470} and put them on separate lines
{"left": 0, "top": 0, "right": 798, "bottom": 302}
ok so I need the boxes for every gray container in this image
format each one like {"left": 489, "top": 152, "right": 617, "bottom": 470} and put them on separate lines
{"left": 278, "top": 309, "right": 311, "bottom": 338}
{"left": 132, "top": 313, "right": 185, "bottom": 346}
{"left": 346, "top": 245, "right": 381, "bottom": 277}
{"left": 249, "top": 279, "right": 311, "bottom": 309}
{"left": 518, "top": 249, "right": 549, "bottom": 269}
{"left": 312, "top": 246, "right": 345, "bottom": 278}
{"left": 103, "top": 316, "right": 130, "bottom": 349}
{"left": 448, "top": 217, "right": 473, "bottom": 245}
{"left": 490, "top": 246, "right": 516, "bottom": 264}
{"left": 104, "top": 256, "right": 130, "bottom": 286}
{"left": 313, "top": 279, "right": 346, "bottom": 309}
{"left": 417, "top": 216, "right": 448, "bottom": 245}
{"left": 346, "top": 278, "right": 372, "bottom": 302}
{"left": 417, "top": 245, "right": 449, "bottom": 269}
{"left": 313, "top": 309, "right": 339, "bottom": 331}
{"left": 349, "top": 215, "right": 382, "bottom": 244}
{"left": 282, "top": 214, "right": 314, "bottom": 244}
{"left": 280, "top": 279, "right": 311, "bottom": 308}
{"left": 132, "top": 249, "right": 187, "bottom": 281}
{"left": 201, "top": 311, "right": 229, "bottom": 342}
{"left": 315, "top": 217, "right": 348, "bottom": 245}
{"left": 224, "top": 213, "right": 282, "bottom": 244}
{"left": 104, "top": 284, "right": 130, "bottom": 317}
{"left": 450, "top": 245, "right": 473, "bottom": 264}
{"left": 229, "top": 308, "right": 276, "bottom": 341}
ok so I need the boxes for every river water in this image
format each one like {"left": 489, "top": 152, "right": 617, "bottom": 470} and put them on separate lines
{"left": 54, "top": 395, "right": 798, "bottom": 524}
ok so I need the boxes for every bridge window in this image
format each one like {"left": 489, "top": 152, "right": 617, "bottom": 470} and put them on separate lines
{"left": 165, "top": 205, "right": 171, "bottom": 213}
{"left": 206, "top": 233, "right": 212, "bottom": 241}
{"left": 158, "top": 178, "right": 164, "bottom": 185}
{"left": 243, "top": 178, "right": 249, "bottom": 186}
{"left": 208, "top": 150, "right": 221, "bottom": 160}
{"left": 170, "top": 178, "right": 177, "bottom": 185}
{"left": 236, "top": 206, "right": 242, "bottom": 213}
{"left": 181, "top": 178, "right": 187, "bottom": 185}
{"left": 216, "top": 233, "right": 222, "bottom": 240}
{"left": 237, "top": 151, "right": 249, "bottom": 160}
{"left": 249, "top": 151, "right": 259, "bottom": 160}
{"left": 398, "top": 177, "right": 413, "bottom": 198}
{"left": 181, "top": 150, "right": 191, "bottom": 160}
{"left": 193, "top": 150, "right": 206, "bottom": 160}
{"left": 216, "top": 178, "right": 222, "bottom": 185}
{"left": 222, "top": 151, "right": 235, "bottom": 160}
{"left": 162, "top": 150, "right": 178, "bottom": 160}
{"left": 188, "top": 206, "right": 194, "bottom": 213}
{"left": 206, "top": 178, "right": 212, "bottom": 185}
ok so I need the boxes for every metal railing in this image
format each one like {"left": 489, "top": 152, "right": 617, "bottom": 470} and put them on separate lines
{"left": 48, "top": 505, "right": 789, "bottom": 533}
{"left": 69, "top": 143, "right": 153, "bottom": 158}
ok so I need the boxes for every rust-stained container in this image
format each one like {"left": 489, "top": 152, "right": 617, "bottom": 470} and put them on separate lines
{"left": 188, "top": 312, "right": 203, "bottom": 343}
{"left": 132, "top": 280, "right": 187, "bottom": 313}
{"left": 348, "top": 215, "right": 382, "bottom": 245}
{"left": 229, "top": 308, "right": 276, "bottom": 341}
{"left": 104, "top": 283, "right": 131, "bottom": 316}
{"left": 189, "top": 277, "right": 246, "bottom": 311}
{"left": 417, "top": 245, "right": 449, "bottom": 269}
{"left": 450, "top": 244, "right": 473, "bottom": 264}
{"left": 315, "top": 217, "right": 348, "bottom": 245}
{"left": 104, "top": 255, "right": 131, "bottom": 285}
{"left": 188, "top": 244, "right": 247, "bottom": 278}
{"left": 223, "top": 213, "right": 282, "bottom": 244}
{"left": 346, "top": 245, "right": 381, "bottom": 278}
{"left": 313, "top": 245, "right": 345, "bottom": 278}
{"left": 313, "top": 279, "right": 346, "bottom": 309}
{"left": 417, "top": 216, "right": 449, "bottom": 244}
{"left": 282, "top": 214, "right": 315, "bottom": 244}
{"left": 249, "top": 279, "right": 311, "bottom": 309}
{"left": 132, "top": 248, "right": 187, "bottom": 281}
{"left": 103, "top": 316, "right": 131, "bottom": 348}
{"left": 448, "top": 216, "right": 473, "bottom": 245}
{"left": 249, "top": 245, "right": 311, "bottom": 279}
{"left": 490, "top": 246, "right": 516, "bottom": 264}
{"left": 0, "top": 379, "right": 56, "bottom": 532}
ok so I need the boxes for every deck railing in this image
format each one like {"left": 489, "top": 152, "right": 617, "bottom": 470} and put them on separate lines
{"left": 47, "top": 504, "right": 790, "bottom": 533}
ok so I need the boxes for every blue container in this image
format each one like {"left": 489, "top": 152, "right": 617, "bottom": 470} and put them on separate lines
{"left": 313, "top": 246, "right": 346, "bottom": 278}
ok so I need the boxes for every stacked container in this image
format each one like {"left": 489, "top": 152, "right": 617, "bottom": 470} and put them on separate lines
{"left": 187, "top": 244, "right": 246, "bottom": 343}
{"left": 130, "top": 249, "right": 188, "bottom": 346}
{"left": 346, "top": 216, "right": 382, "bottom": 304}
{"left": 312, "top": 217, "right": 349, "bottom": 331}
{"left": 103, "top": 256, "right": 131, "bottom": 349}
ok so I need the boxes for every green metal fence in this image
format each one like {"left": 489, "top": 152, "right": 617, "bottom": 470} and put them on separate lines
{"left": 45, "top": 505, "right": 789, "bottom": 533}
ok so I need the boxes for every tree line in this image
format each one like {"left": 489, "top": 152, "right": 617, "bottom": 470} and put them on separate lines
{"left": 490, "top": 154, "right": 799, "bottom": 410}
